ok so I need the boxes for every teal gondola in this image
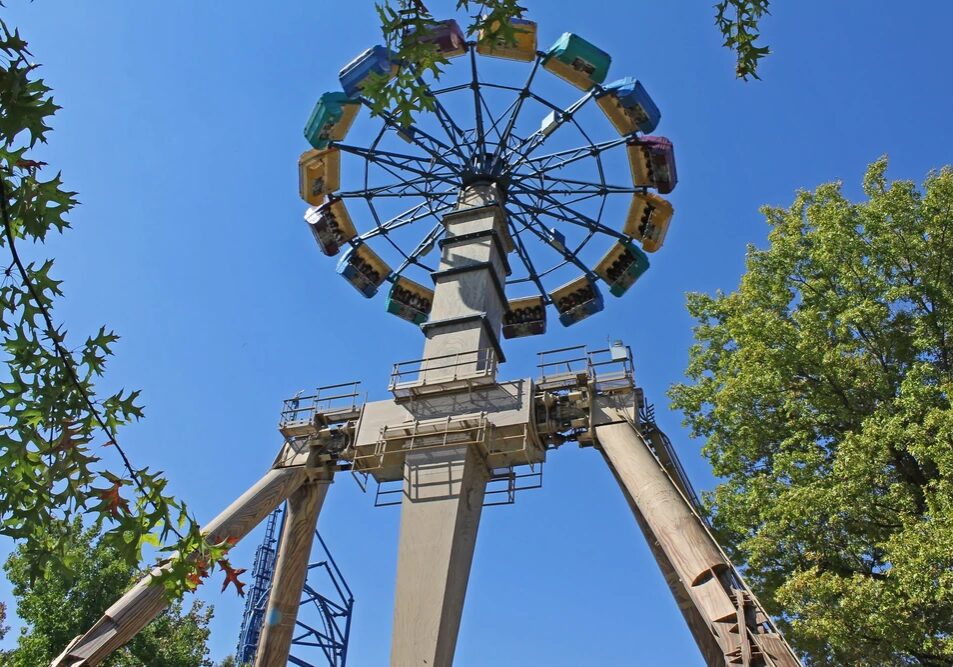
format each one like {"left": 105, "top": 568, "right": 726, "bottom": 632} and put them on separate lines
{"left": 304, "top": 92, "right": 361, "bottom": 150}
{"left": 385, "top": 276, "right": 433, "bottom": 325}
{"left": 542, "top": 33, "right": 611, "bottom": 90}
{"left": 594, "top": 240, "right": 650, "bottom": 296}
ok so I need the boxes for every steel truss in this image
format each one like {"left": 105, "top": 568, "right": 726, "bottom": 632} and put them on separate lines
{"left": 236, "top": 507, "right": 353, "bottom": 667}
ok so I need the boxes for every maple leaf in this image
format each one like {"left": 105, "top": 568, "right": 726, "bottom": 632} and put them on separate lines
{"left": 97, "top": 481, "right": 129, "bottom": 518}
{"left": 219, "top": 560, "right": 247, "bottom": 596}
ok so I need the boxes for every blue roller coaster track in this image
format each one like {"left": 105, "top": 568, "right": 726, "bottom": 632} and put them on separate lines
{"left": 235, "top": 507, "right": 353, "bottom": 666}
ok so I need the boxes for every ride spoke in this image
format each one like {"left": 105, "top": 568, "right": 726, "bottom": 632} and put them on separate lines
{"left": 490, "top": 56, "right": 542, "bottom": 169}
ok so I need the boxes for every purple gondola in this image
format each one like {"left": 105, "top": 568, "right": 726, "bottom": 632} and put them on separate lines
{"left": 407, "top": 19, "right": 467, "bottom": 58}
{"left": 626, "top": 136, "right": 677, "bottom": 194}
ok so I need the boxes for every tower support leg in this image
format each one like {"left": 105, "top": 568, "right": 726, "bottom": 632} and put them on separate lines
{"left": 390, "top": 445, "right": 488, "bottom": 667}
{"left": 593, "top": 412, "right": 801, "bottom": 667}
{"left": 51, "top": 466, "right": 309, "bottom": 667}
{"left": 254, "top": 473, "right": 334, "bottom": 667}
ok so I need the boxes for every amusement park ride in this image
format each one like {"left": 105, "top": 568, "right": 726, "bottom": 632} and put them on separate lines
{"left": 52, "top": 10, "right": 804, "bottom": 667}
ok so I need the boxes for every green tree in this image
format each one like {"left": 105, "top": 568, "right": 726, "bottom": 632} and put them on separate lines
{"left": 670, "top": 158, "right": 953, "bottom": 666}
{"left": 367, "top": 0, "right": 771, "bottom": 124}
{"left": 3, "top": 520, "right": 214, "bottom": 667}
{"left": 0, "top": 16, "right": 239, "bottom": 596}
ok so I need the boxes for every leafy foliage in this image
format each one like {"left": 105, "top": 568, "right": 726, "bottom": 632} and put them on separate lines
{"left": 365, "top": 0, "right": 528, "bottom": 125}
{"left": 0, "top": 18, "right": 240, "bottom": 601}
{"left": 670, "top": 158, "right": 953, "bottom": 665}
{"left": 3, "top": 520, "right": 214, "bottom": 667}
{"left": 714, "top": 0, "right": 771, "bottom": 80}
{"left": 364, "top": 1, "right": 771, "bottom": 124}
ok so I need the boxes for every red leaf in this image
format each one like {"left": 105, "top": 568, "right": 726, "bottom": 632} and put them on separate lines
{"left": 16, "top": 158, "right": 48, "bottom": 170}
{"left": 97, "top": 481, "right": 130, "bottom": 518}
{"left": 219, "top": 560, "right": 247, "bottom": 596}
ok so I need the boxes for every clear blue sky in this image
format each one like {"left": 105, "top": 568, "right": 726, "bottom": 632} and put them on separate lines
{"left": 2, "top": 1, "right": 953, "bottom": 665}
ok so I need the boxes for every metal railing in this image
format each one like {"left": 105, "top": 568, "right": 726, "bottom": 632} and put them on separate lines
{"left": 353, "top": 413, "right": 492, "bottom": 475}
{"left": 536, "top": 342, "right": 634, "bottom": 393}
{"left": 388, "top": 348, "right": 498, "bottom": 398}
{"left": 536, "top": 345, "right": 589, "bottom": 389}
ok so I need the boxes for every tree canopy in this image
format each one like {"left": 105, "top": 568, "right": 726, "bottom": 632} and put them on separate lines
{"left": 3, "top": 520, "right": 214, "bottom": 666}
{"left": 670, "top": 158, "right": 953, "bottom": 666}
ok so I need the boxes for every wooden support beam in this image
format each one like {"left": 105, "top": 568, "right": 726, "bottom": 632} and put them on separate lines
{"left": 602, "top": 453, "right": 727, "bottom": 667}
{"left": 50, "top": 466, "right": 308, "bottom": 667}
{"left": 594, "top": 417, "right": 739, "bottom": 664}
{"left": 254, "top": 475, "right": 333, "bottom": 667}
{"left": 390, "top": 445, "right": 488, "bottom": 667}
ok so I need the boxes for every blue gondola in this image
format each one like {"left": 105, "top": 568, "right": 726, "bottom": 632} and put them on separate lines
{"left": 339, "top": 45, "right": 398, "bottom": 98}
{"left": 596, "top": 77, "right": 660, "bottom": 135}
{"left": 594, "top": 241, "right": 650, "bottom": 296}
{"left": 624, "top": 193, "right": 674, "bottom": 253}
{"left": 304, "top": 92, "right": 361, "bottom": 150}
{"left": 385, "top": 276, "right": 433, "bottom": 325}
{"left": 542, "top": 33, "right": 611, "bottom": 90}
{"left": 336, "top": 245, "right": 391, "bottom": 298}
{"left": 551, "top": 276, "right": 604, "bottom": 326}
{"left": 305, "top": 198, "right": 357, "bottom": 257}
{"left": 502, "top": 295, "right": 547, "bottom": 339}
{"left": 626, "top": 136, "right": 677, "bottom": 194}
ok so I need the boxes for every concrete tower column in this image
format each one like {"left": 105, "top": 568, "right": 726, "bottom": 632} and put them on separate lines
{"left": 390, "top": 183, "right": 511, "bottom": 667}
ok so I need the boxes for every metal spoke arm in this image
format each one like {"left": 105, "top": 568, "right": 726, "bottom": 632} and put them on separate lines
{"left": 490, "top": 57, "right": 542, "bottom": 167}
{"left": 510, "top": 194, "right": 627, "bottom": 241}
{"left": 392, "top": 222, "right": 446, "bottom": 275}
{"left": 415, "top": 75, "right": 472, "bottom": 161}
{"left": 503, "top": 91, "right": 597, "bottom": 171}
{"left": 357, "top": 198, "right": 456, "bottom": 243}
{"left": 516, "top": 136, "right": 630, "bottom": 176}
{"left": 506, "top": 206, "right": 597, "bottom": 278}
{"left": 506, "top": 221, "right": 551, "bottom": 302}
{"left": 356, "top": 99, "right": 462, "bottom": 171}
{"left": 333, "top": 143, "right": 458, "bottom": 187}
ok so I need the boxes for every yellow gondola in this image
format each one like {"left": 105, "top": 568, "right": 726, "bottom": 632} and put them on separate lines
{"left": 298, "top": 148, "right": 341, "bottom": 206}
{"left": 476, "top": 17, "right": 538, "bottom": 62}
{"left": 624, "top": 193, "right": 673, "bottom": 253}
